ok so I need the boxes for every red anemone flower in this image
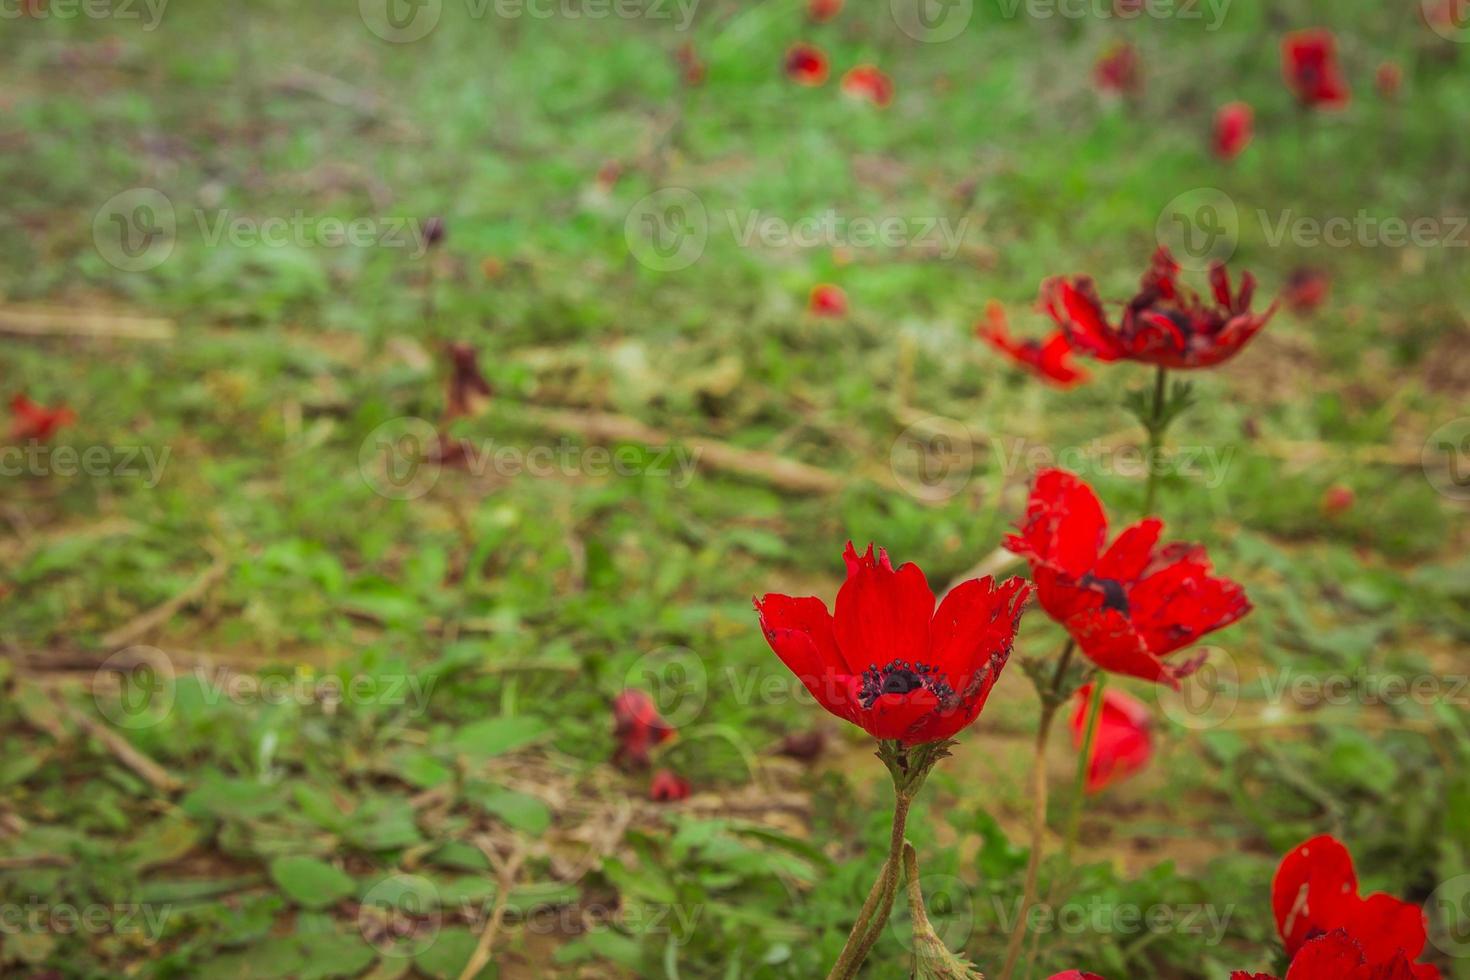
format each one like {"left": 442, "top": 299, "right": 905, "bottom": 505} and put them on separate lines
{"left": 978, "top": 301, "right": 1089, "bottom": 388}
{"left": 1282, "top": 30, "right": 1350, "bottom": 109}
{"left": 612, "top": 689, "right": 676, "bottom": 769}
{"left": 754, "top": 543, "right": 1031, "bottom": 745}
{"left": 9, "top": 393, "right": 75, "bottom": 442}
{"left": 649, "top": 769, "right": 690, "bottom": 802}
{"left": 1283, "top": 267, "right": 1330, "bottom": 316}
{"left": 809, "top": 283, "right": 848, "bottom": 317}
{"left": 808, "top": 0, "right": 843, "bottom": 22}
{"left": 1376, "top": 62, "right": 1402, "bottom": 100}
{"left": 1320, "top": 484, "right": 1355, "bottom": 516}
{"left": 1043, "top": 246, "right": 1277, "bottom": 370}
{"left": 840, "top": 65, "right": 893, "bottom": 107}
{"left": 1094, "top": 42, "right": 1141, "bottom": 96}
{"left": 1271, "top": 835, "right": 1439, "bottom": 977}
{"left": 1070, "top": 683, "right": 1153, "bottom": 794}
{"left": 1006, "top": 470, "right": 1251, "bottom": 688}
{"left": 1213, "top": 101, "right": 1254, "bottom": 160}
{"left": 1233, "top": 930, "right": 1438, "bottom": 980}
{"left": 785, "top": 43, "right": 829, "bottom": 86}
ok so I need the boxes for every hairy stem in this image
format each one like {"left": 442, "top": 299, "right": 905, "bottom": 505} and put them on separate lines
{"left": 1143, "top": 364, "right": 1168, "bottom": 514}
{"left": 826, "top": 788, "right": 912, "bottom": 980}
{"left": 1061, "top": 672, "right": 1109, "bottom": 869}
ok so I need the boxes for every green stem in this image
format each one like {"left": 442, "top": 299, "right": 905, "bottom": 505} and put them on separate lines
{"left": 1060, "top": 672, "right": 1108, "bottom": 869}
{"left": 826, "top": 785, "right": 912, "bottom": 979}
{"left": 1142, "top": 365, "right": 1168, "bottom": 514}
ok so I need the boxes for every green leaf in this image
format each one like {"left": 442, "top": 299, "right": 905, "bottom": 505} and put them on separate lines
{"left": 465, "top": 784, "right": 550, "bottom": 835}
{"left": 269, "top": 856, "right": 356, "bottom": 909}
{"left": 450, "top": 717, "right": 547, "bottom": 758}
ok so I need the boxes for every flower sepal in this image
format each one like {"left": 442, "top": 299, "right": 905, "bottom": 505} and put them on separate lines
{"left": 1019, "top": 654, "right": 1093, "bottom": 713}
{"left": 1122, "top": 376, "right": 1195, "bottom": 438}
{"left": 877, "top": 738, "right": 955, "bottom": 798}
{"left": 903, "top": 843, "right": 985, "bottom": 980}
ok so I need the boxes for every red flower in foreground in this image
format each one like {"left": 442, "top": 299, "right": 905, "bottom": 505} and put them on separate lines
{"left": 1070, "top": 683, "right": 1153, "bottom": 794}
{"left": 978, "top": 301, "right": 1089, "bottom": 388}
{"left": 649, "top": 769, "right": 690, "bottom": 802}
{"left": 1213, "top": 101, "right": 1254, "bottom": 160}
{"left": 1376, "top": 62, "right": 1402, "bottom": 100}
{"left": 785, "top": 43, "right": 829, "bottom": 86}
{"left": 809, "top": 283, "right": 848, "bottom": 317}
{"left": 1282, "top": 267, "right": 1330, "bottom": 316}
{"left": 754, "top": 543, "right": 1031, "bottom": 745}
{"left": 9, "top": 393, "right": 75, "bottom": 442}
{"left": 1094, "top": 43, "right": 1141, "bottom": 96}
{"left": 612, "top": 690, "right": 676, "bottom": 769}
{"left": 1282, "top": 30, "right": 1350, "bottom": 109}
{"left": 840, "top": 65, "right": 893, "bottom": 107}
{"left": 1270, "top": 835, "right": 1438, "bottom": 977}
{"left": 1006, "top": 470, "right": 1251, "bottom": 687}
{"left": 808, "top": 0, "right": 843, "bottom": 22}
{"left": 1233, "top": 929, "right": 1439, "bottom": 980}
{"left": 1044, "top": 247, "right": 1277, "bottom": 370}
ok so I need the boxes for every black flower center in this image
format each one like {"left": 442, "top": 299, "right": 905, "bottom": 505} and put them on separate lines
{"left": 1081, "top": 573, "right": 1131, "bottom": 615}
{"left": 859, "top": 660, "right": 956, "bottom": 710}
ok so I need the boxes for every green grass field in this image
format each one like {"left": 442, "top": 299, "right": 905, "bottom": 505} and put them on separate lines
{"left": 1, "top": 0, "right": 1468, "bottom": 977}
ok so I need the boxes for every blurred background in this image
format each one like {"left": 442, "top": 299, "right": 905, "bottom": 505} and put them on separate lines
{"left": 0, "top": 0, "right": 1467, "bottom": 977}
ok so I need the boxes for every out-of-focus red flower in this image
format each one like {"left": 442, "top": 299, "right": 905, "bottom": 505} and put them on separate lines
{"left": 1047, "top": 973, "right": 1108, "bottom": 980}
{"left": 1282, "top": 267, "right": 1330, "bottom": 316}
{"left": 481, "top": 256, "right": 505, "bottom": 280}
{"left": 613, "top": 689, "right": 676, "bottom": 769}
{"left": 1320, "top": 485, "right": 1355, "bottom": 517}
{"left": 649, "top": 769, "right": 690, "bottom": 802}
{"left": 675, "top": 42, "right": 706, "bottom": 86}
{"left": 754, "top": 543, "right": 1031, "bottom": 745}
{"left": 1233, "top": 930, "right": 1436, "bottom": 979}
{"left": 1094, "top": 43, "right": 1141, "bottom": 96}
{"left": 776, "top": 729, "right": 826, "bottom": 761}
{"left": 1213, "top": 102, "right": 1254, "bottom": 160}
{"left": 808, "top": 0, "right": 843, "bottom": 22}
{"left": 1282, "top": 30, "right": 1350, "bottom": 109}
{"left": 785, "top": 43, "right": 829, "bottom": 86}
{"left": 1043, "top": 247, "right": 1277, "bottom": 370}
{"left": 444, "top": 342, "right": 493, "bottom": 423}
{"left": 1006, "top": 469, "right": 1251, "bottom": 688}
{"left": 595, "top": 160, "right": 622, "bottom": 192}
{"left": 422, "top": 216, "right": 446, "bottom": 248}
{"left": 809, "top": 284, "right": 848, "bottom": 317}
{"left": 1270, "top": 835, "right": 1440, "bottom": 978}
{"left": 1375, "top": 62, "right": 1402, "bottom": 99}
{"left": 1070, "top": 683, "right": 1153, "bottom": 794}
{"left": 9, "top": 394, "right": 75, "bottom": 442}
{"left": 840, "top": 65, "right": 893, "bottom": 107}
{"left": 978, "top": 301, "right": 1089, "bottom": 388}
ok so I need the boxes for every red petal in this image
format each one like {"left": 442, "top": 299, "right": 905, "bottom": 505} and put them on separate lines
{"left": 1067, "top": 608, "right": 1180, "bottom": 687}
{"left": 1094, "top": 518, "right": 1163, "bottom": 584}
{"left": 1070, "top": 683, "right": 1154, "bottom": 794}
{"left": 755, "top": 594, "right": 858, "bottom": 721}
{"left": 1273, "top": 836, "right": 1360, "bottom": 956}
{"left": 833, "top": 543, "right": 935, "bottom": 675}
{"left": 1005, "top": 469, "right": 1109, "bottom": 580}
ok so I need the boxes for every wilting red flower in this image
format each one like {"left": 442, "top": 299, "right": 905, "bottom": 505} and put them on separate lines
{"left": 840, "top": 65, "right": 893, "bottom": 107}
{"left": 1070, "top": 683, "right": 1153, "bottom": 794}
{"left": 809, "top": 284, "right": 848, "bottom": 317}
{"left": 754, "top": 543, "right": 1031, "bottom": 745}
{"left": 9, "top": 394, "right": 75, "bottom": 442}
{"left": 613, "top": 689, "right": 676, "bottom": 769}
{"left": 1044, "top": 247, "right": 1277, "bottom": 370}
{"left": 1376, "top": 62, "right": 1402, "bottom": 99}
{"left": 1270, "top": 835, "right": 1439, "bottom": 978}
{"left": 649, "top": 769, "right": 690, "bottom": 802}
{"left": 978, "top": 301, "right": 1088, "bottom": 388}
{"left": 1282, "top": 30, "right": 1350, "bottom": 109}
{"left": 1006, "top": 470, "right": 1251, "bottom": 687}
{"left": 1213, "top": 102, "right": 1254, "bottom": 160}
{"left": 808, "top": 0, "right": 842, "bottom": 22}
{"left": 1282, "top": 267, "right": 1330, "bottom": 316}
{"left": 674, "top": 42, "right": 706, "bottom": 86}
{"left": 785, "top": 43, "right": 829, "bottom": 86}
{"left": 444, "top": 342, "right": 493, "bottom": 423}
{"left": 1094, "top": 43, "right": 1141, "bottom": 96}
{"left": 1320, "top": 485, "right": 1355, "bottom": 516}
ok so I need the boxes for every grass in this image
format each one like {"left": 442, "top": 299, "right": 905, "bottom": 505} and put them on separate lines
{"left": 1, "top": 0, "right": 1468, "bottom": 977}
